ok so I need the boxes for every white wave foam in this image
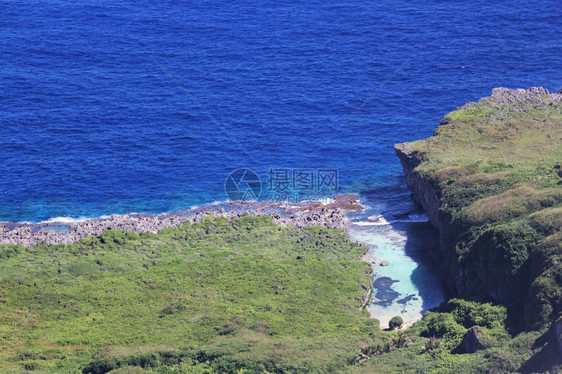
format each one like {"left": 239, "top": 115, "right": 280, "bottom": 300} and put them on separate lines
{"left": 40, "top": 216, "right": 92, "bottom": 224}
{"left": 354, "top": 221, "right": 383, "bottom": 226}
{"left": 408, "top": 213, "right": 429, "bottom": 222}
{"left": 353, "top": 212, "right": 429, "bottom": 227}
{"left": 354, "top": 215, "right": 390, "bottom": 226}
{"left": 21, "top": 196, "right": 364, "bottom": 225}
{"left": 189, "top": 200, "right": 230, "bottom": 209}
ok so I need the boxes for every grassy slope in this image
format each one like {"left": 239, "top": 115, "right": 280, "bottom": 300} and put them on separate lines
{"left": 0, "top": 215, "right": 558, "bottom": 373}
{"left": 396, "top": 91, "right": 562, "bottom": 326}
{"left": 0, "top": 216, "right": 380, "bottom": 373}
{"left": 391, "top": 89, "right": 562, "bottom": 372}
{"left": 400, "top": 91, "right": 562, "bottom": 203}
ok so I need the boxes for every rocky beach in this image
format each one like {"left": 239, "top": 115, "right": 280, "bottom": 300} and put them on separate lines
{"left": 0, "top": 194, "right": 362, "bottom": 247}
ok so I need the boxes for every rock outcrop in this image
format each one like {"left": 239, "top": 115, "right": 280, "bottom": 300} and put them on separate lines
{"left": 394, "top": 144, "right": 461, "bottom": 296}
{"left": 458, "top": 326, "right": 489, "bottom": 354}
{"left": 0, "top": 195, "right": 360, "bottom": 247}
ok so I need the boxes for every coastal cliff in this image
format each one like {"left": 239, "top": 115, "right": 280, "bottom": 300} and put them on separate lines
{"left": 395, "top": 143, "right": 459, "bottom": 295}
{"left": 395, "top": 87, "right": 562, "bottom": 329}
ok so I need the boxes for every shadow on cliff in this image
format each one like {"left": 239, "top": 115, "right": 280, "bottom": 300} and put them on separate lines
{"left": 391, "top": 220, "right": 446, "bottom": 316}
{"left": 518, "top": 324, "right": 561, "bottom": 373}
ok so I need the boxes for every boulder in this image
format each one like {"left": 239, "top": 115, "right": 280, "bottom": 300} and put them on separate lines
{"left": 458, "top": 326, "right": 488, "bottom": 354}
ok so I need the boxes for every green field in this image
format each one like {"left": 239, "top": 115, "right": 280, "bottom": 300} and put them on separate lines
{"left": 393, "top": 89, "right": 562, "bottom": 372}
{"left": 0, "top": 216, "right": 377, "bottom": 372}
{"left": 0, "top": 214, "right": 559, "bottom": 373}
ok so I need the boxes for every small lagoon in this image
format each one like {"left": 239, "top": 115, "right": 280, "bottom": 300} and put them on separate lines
{"left": 348, "top": 183, "right": 445, "bottom": 327}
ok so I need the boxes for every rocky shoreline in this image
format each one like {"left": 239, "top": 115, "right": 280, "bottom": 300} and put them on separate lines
{"left": 0, "top": 194, "right": 363, "bottom": 247}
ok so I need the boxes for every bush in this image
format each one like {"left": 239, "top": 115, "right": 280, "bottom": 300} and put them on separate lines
{"left": 82, "top": 351, "right": 190, "bottom": 374}
{"left": 389, "top": 316, "right": 403, "bottom": 330}
{"left": 108, "top": 368, "right": 151, "bottom": 374}
{"left": 423, "top": 336, "right": 441, "bottom": 352}
{"left": 421, "top": 312, "right": 467, "bottom": 350}
{"left": 456, "top": 219, "right": 540, "bottom": 307}
{"left": 443, "top": 299, "right": 507, "bottom": 330}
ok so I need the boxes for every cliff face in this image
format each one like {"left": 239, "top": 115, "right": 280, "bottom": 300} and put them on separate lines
{"left": 395, "top": 87, "right": 562, "bottom": 329}
{"left": 395, "top": 145, "right": 457, "bottom": 295}
{"left": 394, "top": 148, "right": 440, "bottom": 227}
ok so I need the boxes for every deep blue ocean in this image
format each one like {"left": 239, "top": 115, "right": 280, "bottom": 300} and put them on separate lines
{"left": 1, "top": 0, "right": 561, "bottom": 223}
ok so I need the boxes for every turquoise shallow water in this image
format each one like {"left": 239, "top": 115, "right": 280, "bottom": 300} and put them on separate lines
{"left": 349, "top": 183, "right": 445, "bottom": 326}
{"left": 349, "top": 223, "right": 444, "bottom": 326}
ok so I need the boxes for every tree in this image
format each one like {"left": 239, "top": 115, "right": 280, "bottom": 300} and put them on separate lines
{"left": 389, "top": 316, "right": 404, "bottom": 330}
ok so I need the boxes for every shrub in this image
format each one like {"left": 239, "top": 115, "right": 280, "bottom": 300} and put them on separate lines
{"left": 525, "top": 258, "right": 562, "bottom": 328}
{"left": 443, "top": 299, "right": 507, "bottom": 330}
{"left": 421, "top": 312, "right": 466, "bottom": 350}
{"left": 457, "top": 219, "right": 540, "bottom": 306}
{"left": 529, "top": 206, "right": 562, "bottom": 235}
{"left": 82, "top": 351, "right": 190, "bottom": 374}
{"left": 0, "top": 244, "right": 24, "bottom": 259}
{"left": 464, "top": 184, "right": 562, "bottom": 225}
{"left": 423, "top": 336, "right": 441, "bottom": 352}
{"left": 22, "top": 361, "right": 41, "bottom": 371}
{"left": 107, "top": 367, "right": 152, "bottom": 373}
{"left": 389, "top": 316, "right": 403, "bottom": 330}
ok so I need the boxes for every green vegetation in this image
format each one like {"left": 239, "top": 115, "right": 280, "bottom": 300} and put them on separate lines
{"left": 396, "top": 92, "right": 562, "bottom": 326}
{"left": 2, "top": 90, "right": 561, "bottom": 372}
{"left": 0, "top": 216, "right": 378, "bottom": 373}
{"left": 0, "top": 216, "right": 559, "bottom": 372}
{"left": 388, "top": 316, "right": 403, "bottom": 330}
{"left": 393, "top": 90, "right": 562, "bottom": 371}
{"left": 401, "top": 93, "right": 562, "bottom": 190}
{"left": 420, "top": 299, "right": 508, "bottom": 350}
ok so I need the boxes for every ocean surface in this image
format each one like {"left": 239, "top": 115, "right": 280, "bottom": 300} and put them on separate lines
{"left": 2, "top": 0, "right": 561, "bottom": 322}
